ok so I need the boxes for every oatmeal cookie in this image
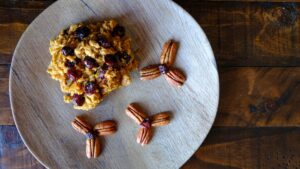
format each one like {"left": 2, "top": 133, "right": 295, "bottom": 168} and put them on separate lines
{"left": 47, "top": 20, "right": 138, "bottom": 110}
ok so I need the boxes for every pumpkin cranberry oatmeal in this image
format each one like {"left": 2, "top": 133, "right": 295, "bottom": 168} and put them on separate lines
{"left": 47, "top": 20, "right": 138, "bottom": 110}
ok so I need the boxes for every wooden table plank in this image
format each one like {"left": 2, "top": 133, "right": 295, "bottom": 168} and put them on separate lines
{"left": 0, "top": 65, "right": 11, "bottom": 125}
{"left": 209, "top": 0, "right": 300, "bottom": 2}
{"left": 176, "top": 1, "right": 300, "bottom": 67}
{"left": 0, "top": 0, "right": 53, "bottom": 64}
{"left": 182, "top": 127, "right": 300, "bottom": 169}
{"left": 2, "top": 66, "right": 300, "bottom": 126}
{"left": 215, "top": 67, "right": 300, "bottom": 126}
{"left": 0, "top": 65, "right": 9, "bottom": 78}
{"left": 0, "top": 22, "right": 28, "bottom": 64}
{"left": 0, "top": 0, "right": 55, "bottom": 8}
{"left": 2, "top": 125, "right": 300, "bottom": 169}
{"left": 0, "top": 126, "right": 44, "bottom": 169}
{"left": 1, "top": 1, "right": 300, "bottom": 66}
{"left": 0, "top": 0, "right": 55, "bottom": 64}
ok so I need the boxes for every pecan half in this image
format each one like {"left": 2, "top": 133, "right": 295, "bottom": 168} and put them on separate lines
{"left": 160, "top": 40, "right": 178, "bottom": 66}
{"left": 94, "top": 120, "right": 117, "bottom": 136}
{"left": 151, "top": 112, "right": 171, "bottom": 127}
{"left": 71, "top": 116, "right": 92, "bottom": 134}
{"left": 140, "top": 64, "right": 161, "bottom": 80}
{"left": 125, "top": 104, "right": 147, "bottom": 124}
{"left": 86, "top": 137, "right": 101, "bottom": 158}
{"left": 164, "top": 68, "right": 186, "bottom": 87}
{"left": 136, "top": 127, "right": 153, "bottom": 146}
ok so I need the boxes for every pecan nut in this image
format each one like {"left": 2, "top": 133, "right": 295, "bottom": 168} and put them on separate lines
{"left": 164, "top": 68, "right": 186, "bottom": 87}
{"left": 140, "top": 64, "right": 161, "bottom": 80}
{"left": 160, "top": 40, "right": 178, "bottom": 66}
{"left": 94, "top": 120, "right": 117, "bottom": 136}
{"left": 71, "top": 116, "right": 92, "bottom": 134}
{"left": 151, "top": 112, "right": 171, "bottom": 127}
{"left": 86, "top": 137, "right": 101, "bottom": 158}
{"left": 125, "top": 104, "right": 147, "bottom": 124}
{"left": 136, "top": 127, "right": 152, "bottom": 146}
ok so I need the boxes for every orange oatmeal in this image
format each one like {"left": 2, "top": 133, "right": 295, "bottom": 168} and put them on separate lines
{"left": 47, "top": 20, "right": 138, "bottom": 110}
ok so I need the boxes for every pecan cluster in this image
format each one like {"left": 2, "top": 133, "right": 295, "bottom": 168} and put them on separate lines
{"left": 140, "top": 40, "right": 186, "bottom": 87}
{"left": 125, "top": 103, "right": 171, "bottom": 146}
{"left": 71, "top": 116, "right": 117, "bottom": 158}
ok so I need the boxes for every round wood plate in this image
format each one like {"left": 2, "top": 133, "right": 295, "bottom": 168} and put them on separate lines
{"left": 9, "top": 0, "right": 219, "bottom": 168}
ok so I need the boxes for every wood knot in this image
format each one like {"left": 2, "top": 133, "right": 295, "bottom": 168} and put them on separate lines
{"left": 249, "top": 99, "right": 279, "bottom": 114}
{"left": 264, "top": 99, "right": 279, "bottom": 113}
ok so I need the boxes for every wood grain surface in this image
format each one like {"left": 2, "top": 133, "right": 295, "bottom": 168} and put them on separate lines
{"left": 182, "top": 127, "right": 300, "bottom": 169}
{"left": 9, "top": 0, "right": 219, "bottom": 168}
{"left": 178, "top": 1, "right": 300, "bottom": 67}
{"left": 1, "top": 0, "right": 300, "bottom": 169}
{"left": 0, "top": 126, "right": 44, "bottom": 169}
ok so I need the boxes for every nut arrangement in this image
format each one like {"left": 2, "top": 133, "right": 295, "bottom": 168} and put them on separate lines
{"left": 65, "top": 39, "right": 184, "bottom": 157}
{"left": 125, "top": 103, "right": 171, "bottom": 146}
{"left": 140, "top": 40, "right": 186, "bottom": 87}
{"left": 71, "top": 116, "right": 117, "bottom": 158}
{"left": 44, "top": 16, "right": 190, "bottom": 161}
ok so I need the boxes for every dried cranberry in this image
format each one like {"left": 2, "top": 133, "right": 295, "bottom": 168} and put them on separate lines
{"left": 73, "top": 94, "right": 85, "bottom": 106}
{"left": 74, "top": 57, "right": 84, "bottom": 68}
{"left": 118, "top": 52, "right": 131, "bottom": 64}
{"left": 97, "top": 36, "right": 112, "bottom": 48}
{"left": 74, "top": 57, "right": 81, "bottom": 64}
{"left": 141, "top": 118, "right": 151, "bottom": 128}
{"left": 64, "top": 60, "right": 75, "bottom": 68}
{"left": 84, "top": 81, "right": 98, "bottom": 95}
{"left": 83, "top": 56, "right": 99, "bottom": 69}
{"left": 104, "top": 54, "right": 118, "bottom": 67}
{"left": 101, "top": 63, "right": 109, "bottom": 71}
{"left": 62, "top": 46, "right": 74, "bottom": 56}
{"left": 112, "top": 25, "right": 125, "bottom": 37}
{"left": 158, "top": 64, "right": 169, "bottom": 74}
{"left": 75, "top": 26, "right": 90, "bottom": 40}
{"left": 67, "top": 69, "right": 82, "bottom": 81}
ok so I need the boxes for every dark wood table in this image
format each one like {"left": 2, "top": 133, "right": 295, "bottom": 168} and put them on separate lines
{"left": 1, "top": 1, "right": 300, "bottom": 168}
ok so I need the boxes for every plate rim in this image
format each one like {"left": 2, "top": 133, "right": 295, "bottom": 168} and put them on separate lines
{"left": 9, "top": 0, "right": 64, "bottom": 168}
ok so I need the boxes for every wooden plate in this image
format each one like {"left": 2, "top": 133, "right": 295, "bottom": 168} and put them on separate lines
{"left": 9, "top": 0, "right": 219, "bottom": 168}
